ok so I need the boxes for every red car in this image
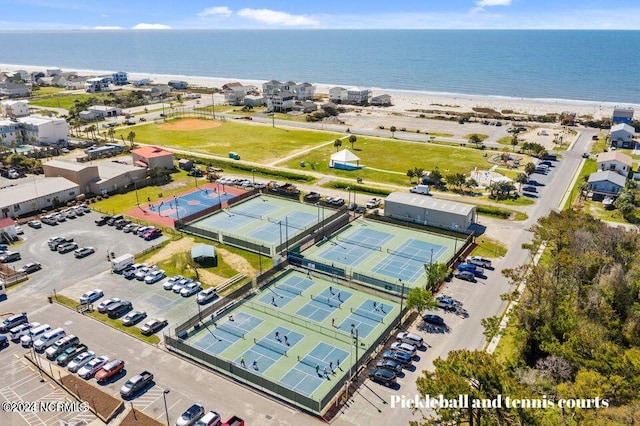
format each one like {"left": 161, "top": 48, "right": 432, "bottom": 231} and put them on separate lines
{"left": 143, "top": 229, "right": 162, "bottom": 241}
{"left": 95, "top": 359, "right": 125, "bottom": 382}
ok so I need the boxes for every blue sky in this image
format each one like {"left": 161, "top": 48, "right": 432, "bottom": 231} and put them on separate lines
{"left": 1, "top": 0, "right": 639, "bottom": 30}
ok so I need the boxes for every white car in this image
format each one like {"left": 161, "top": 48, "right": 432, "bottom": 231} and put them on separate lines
{"left": 77, "top": 356, "right": 109, "bottom": 379}
{"left": 67, "top": 351, "right": 95, "bottom": 373}
{"left": 172, "top": 278, "right": 193, "bottom": 293}
{"left": 9, "top": 322, "right": 40, "bottom": 341}
{"left": 180, "top": 282, "right": 202, "bottom": 297}
{"left": 97, "top": 298, "right": 121, "bottom": 313}
{"left": 196, "top": 287, "right": 217, "bottom": 305}
{"left": 390, "top": 341, "right": 417, "bottom": 358}
{"left": 135, "top": 266, "right": 157, "bottom": 281}
{"left": 15, "top": 226, "right": 24, "bottom": 235}
{"left": 466, "top": 256, "right": 492, "bottom": 268}
{"left": 144, "top": 269, "right": 166, "bottom": 284}
{"left": 79, "top": 289, "right": 104, "bottom": 305}
{"left": 164, "top": 275, "right": 184, "bottom": 290}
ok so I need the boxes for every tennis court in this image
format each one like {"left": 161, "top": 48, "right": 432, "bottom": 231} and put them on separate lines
{"left": 177, "top": 269, "right": 399, "bottom": 413}
{"left": 300, "top": 218, "right": 461, "bottom": 288}
{"left": 187, "top": 195, "right": 325, "bottom": 250}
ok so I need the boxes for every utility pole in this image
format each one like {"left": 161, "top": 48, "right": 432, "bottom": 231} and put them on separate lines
{"left": 398, "top": 279, "right": 405, "bottom": 329}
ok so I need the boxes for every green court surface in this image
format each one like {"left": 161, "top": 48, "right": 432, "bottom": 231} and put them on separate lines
{"left": 297, "top": 218, "right": 461, "bottom": 289}
{"left": 187, "top": 195, "right": 328, "bottom": 251}
{"left": 181, "top": 270, "right": 399, "bottom": 410}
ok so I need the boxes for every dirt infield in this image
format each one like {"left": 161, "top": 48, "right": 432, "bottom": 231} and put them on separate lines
{"left": 157, "top": 118, "right": 221, "bottom": 131}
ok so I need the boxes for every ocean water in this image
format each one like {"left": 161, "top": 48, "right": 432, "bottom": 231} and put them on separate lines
{"left": 0, "top": 30, "right": 638, "bottom": 103}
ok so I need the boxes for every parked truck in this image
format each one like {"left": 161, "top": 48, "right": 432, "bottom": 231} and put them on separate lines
{"left": 111, "top": 254, "right": 134, "bottom": 273}
{"left": 409, "top": 184, "right": 430, "bottom": 195}
{"left": 221, "top": 416, "right": 244, "bottom": 426}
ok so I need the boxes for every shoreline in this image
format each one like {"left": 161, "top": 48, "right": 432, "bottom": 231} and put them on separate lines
{"left": 3, "top": 62, "right": 637, "bottom": 119}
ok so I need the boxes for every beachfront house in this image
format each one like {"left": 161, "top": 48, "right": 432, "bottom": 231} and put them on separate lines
{"left": 223, "top": 83, "right": 247, "bottom": 106}
{"left": 612, "top": 108, "right": 634, "bottom": 124}
{"left": 262, "top": 80, "right": 283, "bottom": 96}
{"left": 371, "top": 94, "right": 392, "bottom": 106}
{"left": 1, "top": 100, "right": 29, "bottom": 118}
{"left": 596, "top": 151, "right": 633, "bottom": 177}
{"left": 65, "top": 76, "right": 88, "bottom": 90}
{"left": 243, "top": 95, "right": 264, "bottom": 107}
{"left": 168, "top": 80, "right": 188, "bottom": 90}
{"left": 295, "top": 83, "right": 316, "bottom": 101}
{"left": 0, "top": 82, "right": 31, "bottom": 98}
{"left": 610, "top": 123, "right": 635, "bottom": 148}
{"left": 266, "top": 91, "right": 295, "bottom": 112}
{"left": 132, "top": 78, "right": 150, "bottom": 87}
{"left": 588, "top": 170, "right": 626, "bottom": 197}
{"left": 329, "top": 87, "right": 348, "bottom": 103}
{"left": 347, "top": 88, "right": 372, "bottom": 105}
{"left": 84, "top": 77, "right": 112, "bottom": 93}
{"left": 46, "top": 68, "right": 62, "bottom": 77}
{"left": 112, "top": 71, "right": 128, "bottom": 85}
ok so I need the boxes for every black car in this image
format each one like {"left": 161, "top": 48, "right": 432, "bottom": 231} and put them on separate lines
{"left": 95, "top": 215, "right": 112, "bottom": 226}
{"left": 522, "top": 185, "right": 537, "bottom": 193}
{"left": 303, "top": 192, "right": 321, "bottom": 202}
{"left": 422, "top": 314, "right": 445, "bottom": 326}
{"left": 107, "top": 301, "right": 133, "bottom": 319}
{"left": 527, "top": 179, "right": 540, "bottom": 186}
{"left": 369, "top": 368, "right": 396, "bottom": 386}
{"left": 375, "top": 359, "right": 403, "bottom": 375}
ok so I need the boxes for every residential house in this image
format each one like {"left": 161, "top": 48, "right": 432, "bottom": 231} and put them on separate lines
{"left": 329, "top": 87, "right": 348, "bottom": 103}
{"left": 292, "top": 101, "right": 318, "bottom": 113}
{"left": 588, "top": 170, "right": 626, "bottom": 196}
{"left": 223, "top": 83, "right": 247, "bottom": 106}
{"left": 38, "top": 74, "right": 68, "bottom": 88}
{"left": 596, "top": 151, "right": 633, "bottom": 177}
{"left": 371, "top": 94, "right": 392, "bottom": 106}
{"left": 112, "top": 71, "right": 128, "bottom": 85}
{"left": 262, "top": 80, "right": 283, "bottom": 96}
{"left": 168, "top": 80, "right": 188, "bottom": 90}
{"left": 1, "top": 100, "right": 29, "bottom": 118}
{"left": 65, "top": 76, "right": 88, "bottom": 90}
{"left": 46, "top": 68, "right": 62, "bottom": 77}
{"left": 612, "top": 108, "right": 634, "bottom": 124}
{"left": 347, "top": 88, "right": 372, "bottom": 105}
{"left": 0, "top": 82, "right": 31, "bottom": 98}
{"left": 84, "top": 77, "right": 111, "bottom": 93}
{"left": 294, "top": 82, "right": 316, "bottom": 101}
{"left": 610, "top": 123, "right": 635, "bottom": 148}
{"left": 147, "top": 86, "right": 171, "bottom": 99}
{"left": 132, "top": 78, "right": 150, "bottom": 87}
{"left": 266, "top": 91, "right": 295, "bottom": 112}
{"left": 0, "top": 115, "right": 69, "bottom": 147}
{"left": 243, "top": 95, "right": 264, "bottom": 107}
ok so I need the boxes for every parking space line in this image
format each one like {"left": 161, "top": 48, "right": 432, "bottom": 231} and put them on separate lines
{"left": 20, "top": 382, "right": 51, "bottom": 398}
{"left": 10, "top": 374, "right": 41, "bottom": 389}
{"left": 159, "top": 397, "right": 182, "bottom": 420}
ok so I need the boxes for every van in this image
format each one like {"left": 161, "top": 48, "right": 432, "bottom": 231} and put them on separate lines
{"left": 45, "top": 335, "right": 79, "bottom": 360}
{"left": 107, "top": 301, "right": 132, "bottom": 319}
{"left": 0, "top": 251, "right": 21, "bottom": 263}
{"left": 196, "top": 411, "right": 222, "bottom": 426}
{"left": 33, "top": 327, "right": 66, "bottom": 352}
{"left": 396, "top": 331, "right": 424, "bottom": 348}
{"left": 21, "top": 324, "right": 51, "bottom": 347}
{"left": 409, "top": 184, "right": 430, "bottom": 195}
{"left": 1, "top": 312, "right": 28, "bottom": 332}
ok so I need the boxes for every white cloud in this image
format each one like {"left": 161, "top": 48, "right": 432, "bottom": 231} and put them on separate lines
{"left": 133, "top": 23, "right": 171, "bottom": 30}
{"left": 100, "top": 14, "right": 109, "bottom": 18}
{"left": 476, "top": 0, "right": 512, "bottom": 6}
{"left": 93, "top": 26, "right": 123, "bottom": 30}
{"left": 197, "top": 6, "right": 232, "bottom": 18}
{"left": 237, "top": 8, "right": 319, "bottom": 27}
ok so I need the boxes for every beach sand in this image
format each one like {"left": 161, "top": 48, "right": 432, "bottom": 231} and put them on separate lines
{"left": 3, "top": 63, "right": 637, "bottom": 120}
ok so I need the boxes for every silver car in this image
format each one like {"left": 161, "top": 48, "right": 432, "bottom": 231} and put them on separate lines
{"left": 67, "top": 351, "right": 95, "bottom": 373}
{"left": 77, "top": 356, "right": 109, "bottom": 379}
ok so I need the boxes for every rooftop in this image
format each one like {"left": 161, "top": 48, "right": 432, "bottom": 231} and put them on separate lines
{"left": 611, "top": 123, "right": 636, "bottom": 134}
{"left": 385, "top": 192, "right": 476, "bottom": 216}
{"left": 44, "top": 159, "right": 95, "bottom": 172}
{"left": 596, "top": 150, "right": 633, "bottom": 166}
{"left": 98, "top": 161, "right": 144, "bottom": 179}
{"left": 132, "top": 146, "right": 174, "bottom": 159}
{"left": 588, "top": 170, "right": 627, "bottom": 187}
{"left": 0, "top": 177, "right": 79, "bottom": 209}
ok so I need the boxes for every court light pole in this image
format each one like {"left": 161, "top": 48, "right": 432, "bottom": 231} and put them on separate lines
{"left": 398, "top": 279, "right": 405, "bottom": 329}
{"left": 162, "top": 389, "right": 170, "bottom": 426}
{"left": 251, "top": 169, "right": 256, "bottom": 185}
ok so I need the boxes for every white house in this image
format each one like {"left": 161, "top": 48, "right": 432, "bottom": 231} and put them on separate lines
{"left": 243, "top": 95, "right": 264, "bottom": 107}
{"left": 84, "top": 77, "right": 111, "bottom": 93}
{"left": 223, "top": 83, "right": 247, "bottom": 106}
{"left": 371, "top": 94, "right": 392, "bottom": 106}
{"left": 294, "top": 82, "right": 316, "bottom": 100}
{"left": 596, "top": 151, "right": 633, "bottom": 177}
{"left": 0, "top": 100, "right": 29, "bottom": 118}
{"left": 610, "top": 123, "right": 635, "bottom": 148}
{"left": 266, "top": 91, "right": 295, "bottom": 112}
{"left": 347, "top": 88, "right": 372, "bottom": 105}
{"left": 0, "top": 115, "right": 69, "bottom": 146}
{"left": 262, "top": 80, "right": 283, "bottom": 96}
{"left": 329, "top": 87, "right": 348, "bottom": 103}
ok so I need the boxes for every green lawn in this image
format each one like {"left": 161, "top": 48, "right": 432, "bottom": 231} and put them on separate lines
{"left": 284, "top": 136, "right": 507, "bottom": 187}
{"left": 479, "top": 194, "right": 535, "bottom": 206}
{"left": 465, "top": 133, "right": 488, "bottom": 141}
{"left": 472, "top": 236, "right": 508, "bottom": 258}
{"left": 31, "top": 87, "right": 66, "bottom": 96}
{"left": 114, "top": 118, "right": 339, "bottom": 164}
{"left": 30, "top": 93, "right": 111, "bottom": 110}
{"left": 590, "top": 135, "right": 608, "bottom": 154}
{"left": 563, "top": 158, "right": 597, "bottom": 210}
{"left": 497, "top": 136, "right": 513, "bottom": 146}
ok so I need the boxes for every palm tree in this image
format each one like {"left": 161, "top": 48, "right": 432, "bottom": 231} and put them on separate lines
{"left": 390, "top": 126, "right": 397, "bottom": 138}
{"left": 406, "top": 169, "right": 416, "bottom": 184}
{"left": 348, "top": 134, "right": 357, "bottom": 149}
{"left": 424, "top": 262, "right": 450, "bottom": 291}
{"left": 87, "top": 124, "right": 97, "bottom": 140}
{"left": 524, "top": 162, "right": 536, "bottom": 175}
{"left": 511, "top": 134, "right": 519, "bottom": 151}
{"left": 333, "top": 139, "right": 342, "bottom": 152}
{"left": 127, "top": 131, "right": 136, "bottom": 148}
{"left": 515, "top": 172, "right": 529, "bottom": 190}
{"left": 108, "top": 128, "right": 115, "bottom": 142}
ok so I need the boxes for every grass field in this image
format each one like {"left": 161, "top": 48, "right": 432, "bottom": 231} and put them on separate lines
{"left": 31, "top": 87, "right": 65, "bottom": 96}
{"left": 114, "top": 118, "right": 340, "bottom": 163}
{"left": 563, "top": 158, "right": 596, "bottom": 211}
{"left": 30, "top": 93, "right": 111, "bottom": 110}
{"left": 283, "top": 136, "right": 504, "bottom": 187}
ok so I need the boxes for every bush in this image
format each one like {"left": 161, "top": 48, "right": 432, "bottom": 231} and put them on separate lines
{"left": 324, "top": 181, "right": 391, "bottom": 196}
{"left": 476, "top": 205, "right": 512, "bottom": 219}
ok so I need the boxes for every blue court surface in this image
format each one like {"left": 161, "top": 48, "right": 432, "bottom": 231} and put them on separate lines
{"left": 235, "top": 327, "right": 304, "bottom": 373}
{"left": 296, "top": 288, "right": 353, "bottom": 322}
{"left": 318, "top": 228, "right": 395, "bottom": 267}
{"left": 193, "top": 312, "right": 263, "bottom": 355}
{"left": 372, "top": 238, "right": 447, "bottom": 282}
{"left": 280, "top": 342, "right": 350, "bottom": 396}
{"left": 148, "top": 186, "right": 237, "bottom": 220}
{"left": 197, "top": 202, "right": 279, "bottom": 232}
{"left": 258, "top": 275, "right": 315, "bottom": 307}
{"left": 338, "top": 299, "right": 390, "bottom": 338}
{"left": 248, "top": 211, "right": 317, "bottom": 244}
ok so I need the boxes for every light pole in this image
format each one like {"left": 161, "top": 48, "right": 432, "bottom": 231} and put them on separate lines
{"left": 346, "top": 187, "right": 351, "bottom": 206}
{"left": 251, "top": 169, "right": 256, "bottom": 185}
{"left": 398, "top": 279, "right": 405, "bottom": 329}
{"left": 162, "top": 389, "right": 170, "bottom": 426}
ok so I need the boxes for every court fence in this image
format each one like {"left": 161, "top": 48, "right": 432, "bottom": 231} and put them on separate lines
{"left": 174, "top": 188, "right": 259, "bottom": 227}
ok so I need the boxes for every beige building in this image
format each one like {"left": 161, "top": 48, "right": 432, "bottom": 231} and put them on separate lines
{"left": 43, "top": 159, "right": 146, "bottom": 195}
{"left": 131, "top": 146, "right": 175, "bottom": 170}
{"left": 0, "top": 177, "right": 80, "bottom": 219}
{"left": 384, "top": 192, "right": 476, "bottom": 232}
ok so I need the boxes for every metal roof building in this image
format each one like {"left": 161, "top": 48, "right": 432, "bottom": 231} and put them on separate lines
{"left": 0, "top": 177, "right": 80, "bottom": 219}
{"left": 383, "top": 192, "right": 476, "bottom": 232}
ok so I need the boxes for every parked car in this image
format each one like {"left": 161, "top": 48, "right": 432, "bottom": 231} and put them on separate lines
{"left": 120, "top": 370, "right": 154, "bottom": 399}
{"left": 74, "top": 247, "right": 95, "bottom": 258}
{"left": 375, "top": 359, "right": 403, "bottom": 375}
{"left": 45, "top": 335, "right": 79, "bottom": 360}
{"left": 122, "top": 311, "right": 147, "bottom": 326}
{"left": 95, "top": 215, "right": 111, "bottom": 226}
{"left": 466, "top": 256, "right": 492, "bottom": 268}
{"left": 107, "top": 215, "right": 124, "bottom": 226}
{"left": 97, "top": 298, "right": 121, "bottom": 313}
{"left": 20, "top": 324, "right": 51, "bottom": 347}
{"left": 9, "top": 322, "right": 40, "bottom": 341}
{"left": 164, "top": 275, "right": 184, "bottom": 290}
{"left": 522, "top": 185, "right": 537, "bottom": 193}
{"left": 396, "top": 331, "right": 424, "bottom": 348}
{"left": 303, "top": 192, "right": 321, "bottom": 202}
{"left": 143, "top": 228, "right": 162, "bottom": 240}
{"left": 57, "top": 242, "right": 78, "bottom": 254}
{"left": 135, "top": 266, "right": 157, "bottom": 281}
{"left": 0, "top": 335, "right": 8, "bottom": 349}
{"left": 106, "top": 301, "right": 133, "bottom": 319}
{"left": 56, "top": 344, "right": 88, "bottom": 366}
{"left": 457, "top": 262, "right": 484, "bottom": 277}
{"left": 67, "top": 351, "right": 95, "bottom": 373}
{"left": 582, "top": 152, "right": 590, "bottom": 158}
{"left": 366, "top": 198, "right": 382, "bottom": 209}
{"left": 78, "top": 356, "right": 109, "bottom": 379}
{"left": 390, "top": 341, "right": 417, "bottom": 358}
{"left": 144, "top": 269, "right": 166, "bottom": 284}
{"left": 422, "top": 314, "right": 445, "bottom": 326}
{"left": 354, "top": 206, "right": 366, "bottom": 214}
{"left": 176, "top": 403, "right": 205, "bottom": 426}
{"left": 196, "top": 288, "right": 217, "bottom": 305}
{"left": 95, "top": 359, "right": 125, "bottom": 382}
{"left": 79, "top": 289, "right": 104, "bottom": 305}
{"left": 180, "top": 282, "right": 202, "bottom": 297}
{"left": 0, "top": 251, "right": 21, "bottom": 263}
{"left": 381, "top": 350, "right": 412, "bottom": 367}
{"left": 139, "top": 318, "right": 167, "bottom": 335}
{"left": 369, "top": 368, "right": 397, "bottom": 386}
{"left": 172, "top": 278, "right": 193, "bottom": 293}
{"left": 436, "top": 295, "right": 456, "bottom": 311}
{"left": 18, "top": 262, "right": 41, "bottom": 274}
{"left": 27, "top": 220, "right": 42, "bottom": 229}
{"left": 196, "top": 410, "right": 222, "bottom": 426}
{"left": 455, "top": 270, "right": 476, "bottom": 282}
{"left": 122, "top": 224, "right": 137, "bottom": 233}
{"left": 347, "top": 202, "right": 358, "bottom": 211}
{"left": 1, "top": 312, "right": 28, "bottom": 333}
{"left": 123, "top": 263, "right": 148, "bottom": 280}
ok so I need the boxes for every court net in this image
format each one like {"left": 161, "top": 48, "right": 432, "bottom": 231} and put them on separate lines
{"left": 231, "top": 209, "right": 262, "bottom": 220}
{"left": 267, "top": 217, "right": 306, "bottom": 231}
{"left": 310, "top": 294, "right": 338, "bottom": 308}
{"left": 386, "top": 248, "right": 428, "bottom": 262}
{"left": 276, "top": 284, "right": 303, "bottom": 296}
{"left": 298, "top": 356, "right": 320, "bottom": 370}
{"left": 335, "top": 237, "right": 382, "bottom": 252}
{"left": 254, "top": 338, "right": 287, "bottom": 356}
{"left": 351, "top": 307, "right": 384, "bottom": 324}
{"left": 216, "top": 322, "right": 246, "bottom": 339}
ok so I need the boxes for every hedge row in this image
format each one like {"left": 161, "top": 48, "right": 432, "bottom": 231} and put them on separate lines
{"left": 476, "top": 205, "right": 513, "bottom": 219}
{"left": 323, "top": 181, "right": 392, "bottom": 196}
